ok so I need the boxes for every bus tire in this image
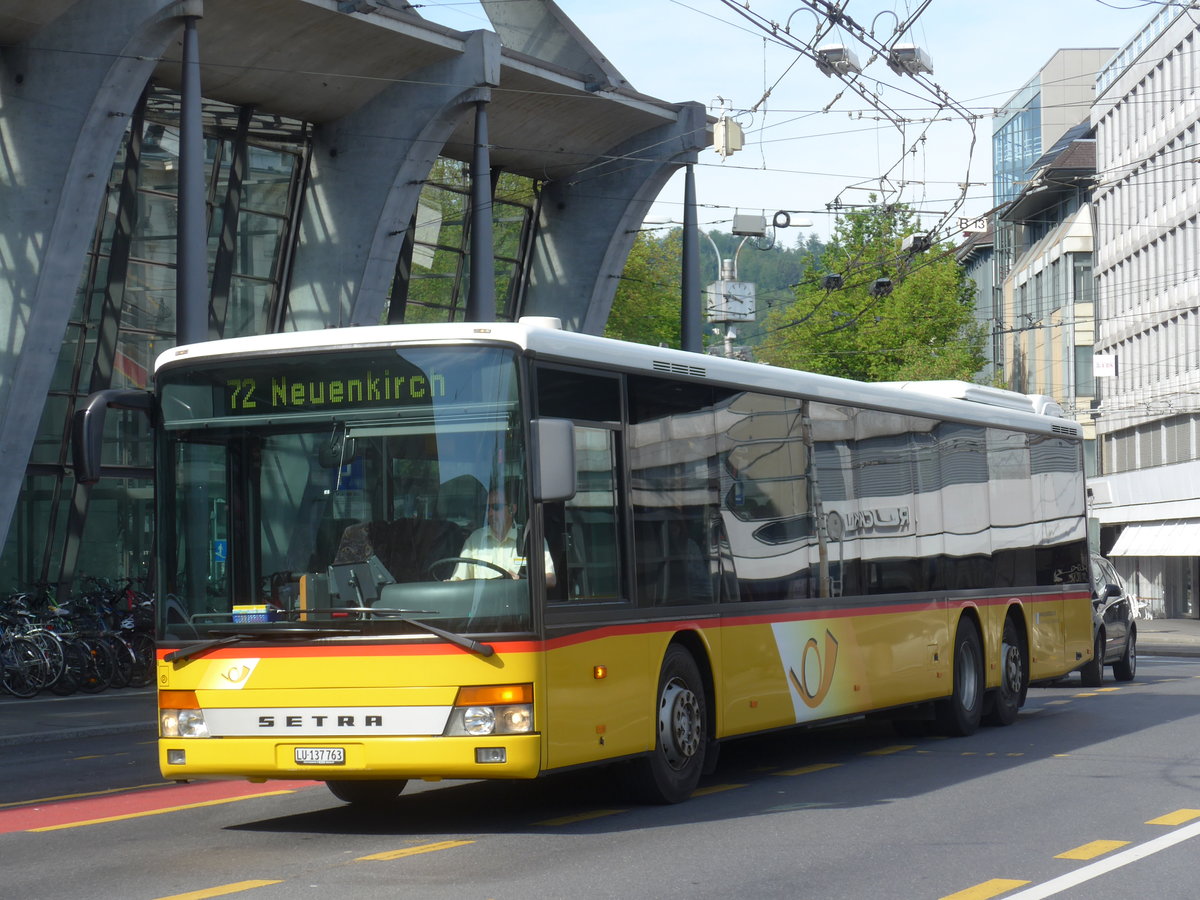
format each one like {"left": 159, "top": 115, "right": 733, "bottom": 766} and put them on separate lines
{"left": 936, "top": 617, "right": 983, "bottom": 737}
{"left": 326, "top": 779, "right": 408, "bottom": 806}
{"left": 983, "top": 616, "right": 1026, "bottom": 727}
{"left": 629, "top": 644, "right": 708, "bottom": 804}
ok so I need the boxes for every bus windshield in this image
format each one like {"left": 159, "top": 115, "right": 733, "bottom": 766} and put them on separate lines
{"left": 155, "top": 345, "right": 532, "bottom": 641}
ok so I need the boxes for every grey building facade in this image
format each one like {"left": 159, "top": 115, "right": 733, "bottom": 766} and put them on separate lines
{"left": 1090, "top": 5, "right": 1200, "bottom": 619}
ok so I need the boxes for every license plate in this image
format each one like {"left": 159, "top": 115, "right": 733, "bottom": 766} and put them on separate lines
{"left": 294, "top": 747, "right": 345, "bottom": 765}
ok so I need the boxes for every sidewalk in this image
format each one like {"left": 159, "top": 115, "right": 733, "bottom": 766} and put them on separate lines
{"left": 1, "top": 618, "right": 1198, "bottom": 747}
{"left": 1135, "top": 615, "right": 1200, "bottom": 659}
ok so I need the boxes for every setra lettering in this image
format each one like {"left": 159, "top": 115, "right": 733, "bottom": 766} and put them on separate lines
{"left": 256, "top": 713, "right": 386, "bottom": 729}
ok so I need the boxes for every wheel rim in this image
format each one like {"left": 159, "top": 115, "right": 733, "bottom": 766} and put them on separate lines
{"left": 957, "top": 639, "right": 979, "bottom": 710}
{"left": 1000, "top": 639, "right": 1021, "bottom": 697}
{"left": 658, "top": 676, "right": 701, "bottom": 770}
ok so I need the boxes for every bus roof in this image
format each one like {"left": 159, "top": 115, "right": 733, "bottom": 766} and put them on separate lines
{"left": 157, "top": 317, "right": 1080, "bottom": 437}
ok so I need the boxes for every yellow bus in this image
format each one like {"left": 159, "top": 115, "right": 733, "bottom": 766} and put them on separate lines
{"left": 80, "top": 317, "right": 1095, "bottom": 804}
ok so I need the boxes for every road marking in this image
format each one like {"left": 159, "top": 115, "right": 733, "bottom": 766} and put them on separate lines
{"left": 1054, "top": 840, "right": 1129, "bottom": 860}
{"left": 5, "top": 781, "right": 317, "bottom": 833}
{"left": 154, "top": 881, "right": 282, "bottom": 900}
{"left": 863, "top": 744, "right": 914, "bottom": 756}
{"left": 775, "top": 762, "right": 841, "bottom": 776}
{"left": 357, "top": 840, "right": 473, "bottom": 861}
{"left": 29, "top": 791, "right": 297, "bottom": 831}
{"left": 0, "top": 782, "right": 170, "bottom": 809}
{"left": 938, "top": 877, "right": 1030, "bottom": 899}
{"left": 1147, "top": 808, "right": 1200, "bottom": 826}
{"left": 535, "top": 809, "right": 626, "bottom": 826}
{"left": 1003, "top": 818, "right": 1200, "bottom": 898}
{"left": 1096, "top": 687, "right": 1121, "bottom": 692}
{"left": 691, "top": 783, "right": 745, "bottom": 796}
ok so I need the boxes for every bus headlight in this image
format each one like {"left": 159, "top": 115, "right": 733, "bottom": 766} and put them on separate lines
{"left": 160, "top": 708, "right": 210, "bottom": 738}
{"left": 444, "top": 683, "right": 534, "bottom": 736}
{"left": 446, "top": 704, "right": 533, "bottom": 736}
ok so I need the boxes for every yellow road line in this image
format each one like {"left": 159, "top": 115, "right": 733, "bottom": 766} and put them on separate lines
{"left": 154, "top": 880, "right": 282, "bottom": 900}
{"left": 938, "top": 877, "right": 1030, "bottom": 899}
{"left": 535, "top": 809, "right": 626, "bottom": 826}
{"left": 357, "top": 840, "right": 474, "bottom": 861}
{"left": 775, "top": 762, "right": 841, "bottom": 777}
{"left": 29, "top": 791, "right": 297, "bottom": 832}
{"left": 863, "top": 744, "right": 914, "bottom": 756}
{"left": 1055, "top": 840, "right": 1130, "bottom": 860}
{"left": 1148, "top": 808, "right": 1200, "bottom": 826}
{"left": 0, "top": 782, "right": 170, "bottom": 809}
{"left": 690, "top": 783, "right": 745, "bottom": 796}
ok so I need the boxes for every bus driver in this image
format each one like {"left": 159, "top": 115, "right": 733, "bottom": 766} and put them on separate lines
{"left": 451, "top": 490, "right": 557, "bottom": 588}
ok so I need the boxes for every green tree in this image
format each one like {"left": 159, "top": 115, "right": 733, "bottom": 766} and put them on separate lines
{"left": 757, "top": 203, "right": 985, "bottom": 382}
{"left": 606, "top": 229, "right": 684, "bottom": 346}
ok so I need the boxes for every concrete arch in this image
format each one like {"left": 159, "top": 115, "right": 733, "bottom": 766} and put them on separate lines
{"left": 522, "top": 102, "right": 709, "bottom": 334}
{"left": 286, "top": 29, "right": 501, "bottom": 330}
{"left": 0, "top": 0, "right": 192, "bottom": 551}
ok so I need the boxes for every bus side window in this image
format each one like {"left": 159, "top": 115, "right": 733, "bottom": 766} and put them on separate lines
{"left": 545, "top": 425, "right": 622, "bottom": 603}
{"left": 535, "top": 365, "right": 624, "bottom": 604}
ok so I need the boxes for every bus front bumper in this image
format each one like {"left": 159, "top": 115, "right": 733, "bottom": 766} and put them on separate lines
{"left": 159, "top": 734, "right": 543, "bottom": 781}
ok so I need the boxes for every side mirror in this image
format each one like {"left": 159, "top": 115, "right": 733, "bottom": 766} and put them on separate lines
{"left": 531, "top": 418, "right": 576, "bottom": 502}
{"left": 1103, "top": 583, "right": 1122, "bottom": 600}
{"left": 72, "top": 389, "right": 154, "bottom": 484}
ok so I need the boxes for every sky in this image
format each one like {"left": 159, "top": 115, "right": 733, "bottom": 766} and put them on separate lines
{"left": 415, "top": 0, "right": 1162, "bottom": 243}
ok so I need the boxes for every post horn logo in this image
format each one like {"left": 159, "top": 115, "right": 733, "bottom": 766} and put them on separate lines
{"left": 788, "top": 629, "right": 839, "bottom": 709}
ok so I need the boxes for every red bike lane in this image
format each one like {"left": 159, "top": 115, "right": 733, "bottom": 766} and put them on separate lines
{"left": 0, "top": 779, "right": 319, "bottom": 834}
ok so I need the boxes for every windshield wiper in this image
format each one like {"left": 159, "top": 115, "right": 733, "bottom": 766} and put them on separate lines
{"left": 366, "top": 607, "right": 495, "bottom": 657}
{"left": 162, "top": 626, "right": 361, "bottom": 663}
{"left": 164, "top": 610, "right": 495, "bottom": 662}
{"left": 301, "top": 606, "right": 495, "bottom": 657}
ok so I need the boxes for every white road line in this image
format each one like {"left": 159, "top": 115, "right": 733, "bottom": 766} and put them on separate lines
{"left": 1005, "top": 820, "right": 1200, "bottom": 899}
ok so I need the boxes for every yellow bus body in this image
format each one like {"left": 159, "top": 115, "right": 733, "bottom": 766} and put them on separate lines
{"left": 158, "top": 591, "right": 1092, "bottom": 783}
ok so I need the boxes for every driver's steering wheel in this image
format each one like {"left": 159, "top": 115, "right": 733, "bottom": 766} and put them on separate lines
{"left": 427, "top": 556, "right": 514, "bottom": 582}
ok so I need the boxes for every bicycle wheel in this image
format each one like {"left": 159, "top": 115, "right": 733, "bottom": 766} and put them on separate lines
{"left": 126, "top": 632, "right": 157, "bottom": 688}
{"left": 77, "top": 635, "right": 115, "bottom": 693}
{"left": 50, "top": 637, "right": 86, "bottom": 695}
{"left": 26, "top": 629, "right": 65, "bottom": 689}
{"left": 1, "top": 636, "right": 44, "bottom": 698}
{"left": 103, "top": 634, "right": 135, "bottom": 689}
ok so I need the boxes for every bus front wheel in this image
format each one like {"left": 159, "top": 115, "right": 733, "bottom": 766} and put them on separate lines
{"left": 629, "top": 644, "right": 708, "bottom": 804}
{"left": 326, "top": 779, "right": 408, "bottom": 807}
{"left": 936, "top": 617, "right": 983, "bottom": 737}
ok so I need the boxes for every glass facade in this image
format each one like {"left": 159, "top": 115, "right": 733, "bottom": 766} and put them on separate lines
{"left": 993, "top": 91, "right": 1043, "bottom": 208}
{"left": 1, "top": 85, "right": 539, "bottom": 596}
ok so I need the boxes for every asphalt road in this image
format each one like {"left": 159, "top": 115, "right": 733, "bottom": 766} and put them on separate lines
{"left": 4, "top": 653, "right": 1200, "bottom": 899}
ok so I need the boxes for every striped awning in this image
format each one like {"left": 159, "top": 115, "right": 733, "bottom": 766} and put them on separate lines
{"left": 1108, "top": 520, "right": 1200, "bottom": 557}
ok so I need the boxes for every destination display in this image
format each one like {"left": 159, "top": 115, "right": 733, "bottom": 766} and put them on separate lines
{"left": 223, "top": 368, "right": 447, "bottom": 414}
{"left": 156, "top": 346, "right": 515, "bottom": 424}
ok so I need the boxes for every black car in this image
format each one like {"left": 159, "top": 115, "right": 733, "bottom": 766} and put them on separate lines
{"left": 1080, "top": 553, "right": 1137, "bottom": 686}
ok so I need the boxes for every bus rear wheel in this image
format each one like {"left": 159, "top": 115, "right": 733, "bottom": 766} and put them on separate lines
{"left": 936, "top": 617, "right": 983, "bottom": 737}
{"left": 983, "top": 616, "right": 1027, "bottom": 727}
{"left": 629, "top": 644, "right": 708, "bottom": 804}
{"left": 326, "top": 779, "right": 408, "bottom": 807}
